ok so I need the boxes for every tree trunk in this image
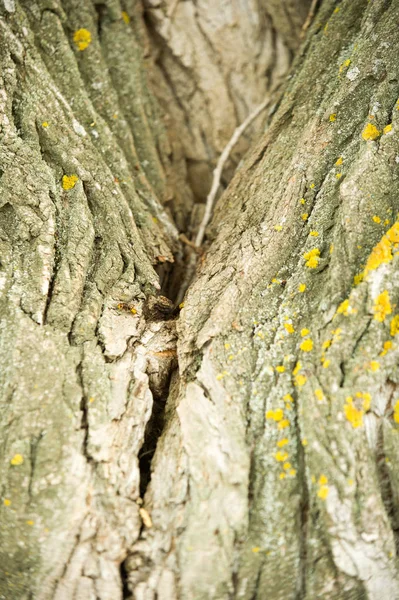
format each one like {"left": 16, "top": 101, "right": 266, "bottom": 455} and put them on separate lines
{"left": 1, "top": 1, "right": 399, "bottom": 599}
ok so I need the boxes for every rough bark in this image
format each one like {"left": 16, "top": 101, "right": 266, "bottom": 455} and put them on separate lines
{"left": 2, "top": 1, "right": 399, "bottom": 600}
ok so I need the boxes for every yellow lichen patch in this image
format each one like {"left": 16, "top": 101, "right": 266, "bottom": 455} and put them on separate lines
{"left": 339, "top": 58, "right": 351, "bottom": 73}
{"left": 295, "top": 374, "right": 307, "bottom": 386}
{"left": 383, "top": 124, "right": 393, "bottom": 134}
{"left": 354, "top": 272, "right": 364, "bottom": 286}
{"left": 300, "top": 339, "right": 313, "bottom": 352}
{"left": 10, "top": 454, "right": 23, "bottom": 466}
{"left": 310, "top": 231, "right": 319, "bottom": 237}
{"left": 224, "top": 343, "right": 231, "bottom": 350}
{"left": 301, "top": 328, "right": 310, "bottom": 337}
{"left": 300, "top": 198, "right": 306, "bottom": 205}
{"left": 299, "top": 283, "right": 306, "bottom": 293}
{"left": 323, "top": 360, "right": 330, "bottom": 368}
{"left": 336, "top": 298, "right": 357, "bottom": 316}
{"left": 310, "top": 183, "right": 315, "bottom": 189}
{"left": 329, "top": 114, "right": 337, "bottom": 122}
{"left": 279, "top": 473, "right": 286, "bottom": 480}
{"left": 277, "top": 438, "right": 289, "bottom": 448}
{"left": 289, "top": 469, "right": 297, "bottom": 476}
{"left": 317, "top": 486, "right": 329, "bottom": 500}
{"left": 372, "top": 215, "right": 381, "bottom": 224}
{"left": 301, "top": 438, "right": 308, "bottom": 446}
{"left": 304, "top": 248, "right": 320, "bottom": 269}
{"left": 344, "top": 397, "right": 364, "bottom": 428}
{"left": 216, "top": 370, "right": 229, "bottom": 380}
{"left": 362, "top": 123, "right": 381, "bottom": 141}
{"left": 278, "top": 419, "right": 290, "bottom": 430}
{"left": 363, "top": 222, "right": 399, "bottom": 275}
{"left": 283, "top": 462, "right": 291, "bottom": 470}
{"left": 336, "top": 173, "right": 342, "bottom": 179}
{"left": 301, "top": 213, "right": 309, "bottom": 221}
{"left": 393, "top": 400, "right": 399, "bottom": 423}
{"left": 330, "top": 243, "right": 334, "bottom": 254}
{"left": 390, "top": 315, "right": 399, "bottom": 336}
{"left": 62, "top": 174, "right": 79, "bottom": 190}
{"left": 3, "top": 499, "right": 11, "bottom": 507}
{"left": 73, "top": 28, "right": 92, "bottom": 51}
{"left": 293, "top": 361, "right": 302, "bottom": 375}
{"left": 380, "top": 340, "right": 393, "bottom": 356}
{"left": 319, "top": 474, "right": 328, "bottom": 485}
{"left": 368, "top": 361, "right": 380, "bottom": 372}
{"left": 284, "top": 394, "right": 294, "bottom": 403}
{"left": 284, "top": 322, "right": 295, "bottom": 334}
{"left": 276, "top": 365, "right": 285, "bottom": 373}
{"left": 275, "top": 451, "right": 289, "bottom": 462}
{"left": 356, "top": 392, "right": 371, "bottom": 412}
{"left": 322, "top": 339, "right": 331, "bottom": 350}
{"left": 26, "top": 520, "right": 34, "bottom": 526}
{"left": 274, "top": 224, "right": 283, "bottom": 232}
{"left": 252, "top": 547, "right": 261, "bottom": 553}
{"left": 122, "top": 11, "right": 130, "bottom": 24}
{"left": 42, "top": 121, "right": 49, "bottom": 128}
{"left": 315, "top": 389, "right": 324, "bottom": 401}
{"left": 335, "top": 156, "right": 343, "bottom": 166}
{"left": 266, "top": 408, "right": 284, "bottom": 422}
{"left": 373, "top": 290, "right": 392, "bottom": 322}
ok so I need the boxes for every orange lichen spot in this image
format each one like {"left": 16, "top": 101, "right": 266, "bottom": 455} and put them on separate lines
{"left": 10, "top": 454, "right": 23, "bottom": 466}
{"left": 380, "top": 340, "right": 393, "bottom": 356}
{"left": 122, "top": 11, "right": 130, "bottom": 24}
{"left": 42, "top": 121, "right": 49, "bottom": 128}
{"left": 310, "top": 230, "right": 319, "bottom": 237}
{"left": 301, "top": 213, "right": 309, "bottom": 221}
{"left": 362, "top": 123, "right": 380, "bottom": 141}
{"left": 295, "top": 374, "right": 307, "bottom": 386}
{"left": 275, "top": 451, "right": 289, "bottom": 462}
{"left": 300, "top": 338, "right": 313, "bottom": 352}
{"left": 278, "top": 419, "right": 290, "bottom": 430}
{"left": 317, "top": 485, "right": 329, "bottom": 500}
{"left": 277, "top": 438, "right": 289, "bottom": 448}
{"left": 315, "top": 389, "right": 324, "bottom": 401}
{"left": 372, "top": 215, "right": 381, "bottom": 224}
{"left": 293, "top": 361, "right": 302, "bottom": 375}
{"left": 369, "top": 361, "right": 380, "bottom": 372}
{"left": 276, "top": 365, "right": 285, "bottom": 373}
{"left": 284, "top": 322, "right": 295, "bottom": 334}
{"left": 344, "top": 397, "right": 364, "bottom": 428}
{"left": 383, "top": 124, "right": 393, "bottom": 134}
{"left": 274, "top": 224, "right": 283, "bottom": 232}
{"left": 73, "top": 28, "right": 92, "bottom": 51}
{"left": 304, "top": 248, "right": 320, "bottom": 268}
{"left": 62, "top": 174, "right": 78, "bottom": 190}
{"left": 3, "top": 499, "right": 11, "bottom": 507}
{"left": 266, "top": 408, "right": 284, "bottom": 422}
{"left": 373, "top": 290, "right": 392, "bottom": 322}
{"left": 335, "top": 156, "right": 343, "bottom": 166}
{"left": 390, "top": 315, "right": 399, "bottom": 336}
{"left": 329, "top": 113, "right": 337, "bottom": 122}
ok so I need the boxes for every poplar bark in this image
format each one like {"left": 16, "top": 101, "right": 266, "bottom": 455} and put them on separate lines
{"left": 1, "top": 1, "right": 399, "bottom": 600}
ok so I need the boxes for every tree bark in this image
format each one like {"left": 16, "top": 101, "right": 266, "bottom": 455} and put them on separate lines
{"left": 1, "top": 1, "right": 399, "bottom": 600}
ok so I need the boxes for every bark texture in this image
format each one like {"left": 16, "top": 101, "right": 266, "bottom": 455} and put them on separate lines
{"left": 2, "top": 0, "right": 399, "bottom": 600}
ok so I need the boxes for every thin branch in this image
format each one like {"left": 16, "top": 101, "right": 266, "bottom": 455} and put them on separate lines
{"left": 300, "top": 0, "right": 319, "bottom": 39}
{"left": 194, "top": 93, "right": 275, "bottom": 248}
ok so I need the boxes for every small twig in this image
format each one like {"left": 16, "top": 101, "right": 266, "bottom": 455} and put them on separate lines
{"left": 300, "top": 0, "right": 319, "bottom": 39}
{"left": 194, "top": 92, "right": 276, "bottom": 248}
{"left": 179, "top": 233, "right": 203, "bottom": 253}
{"left": 167, "top": 0, "right": 180, "bottom": 19}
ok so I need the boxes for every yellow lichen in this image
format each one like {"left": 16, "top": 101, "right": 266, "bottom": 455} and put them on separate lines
{"left": 284, "top": 394, "right": 294, "bottom": 403}
{"left": 301, "top": 213, "right": 309, "bottom": 221}
{"left": 295, "top": 374, "right": 307, "bottom": 386}
{"left": 380, "top": 340, "right": 393, "bottom": 356}
{"left": 383, "top": 124, "right": 392, "bottom": 134}
{"left": 275, "top": 451, "right": 289, "bottom": 462}
{"left": 122, "top": 11, "right": 130, "bottom": 24}
{"left": 293, "top": 361, "right": 302, "bottom": 375}
{"left": 301, "top": 438, "right": 308, "bottom": 446}
{"left": 304, "top": 248, "right": 320, "bottom": 269}
{"left": 362, "top": 123, "right": 381, "bottom": 141}
{"left": 42, "top": 121, "right": 49, "bottom": 128}
{"left": 369, "top": 361, "right": 380, "bottom": 372}
{"left": 276, "top": 365, "right": 285, "bottom": 373}
{"left": 62, "top": 174, "right": 79, "bottom": 190}
{"left": 336, "top": 173, "right": 342, "bottom": 179}
{"left": 300, "top": 339, "right": 313, "bottom": 352}
{"left": 252, "top": 546, "right": 261, "bottom": 553}
{"left": 317, "top": 486, "right": 329, "bottom": 500}
{"left": 339, "top": 58, "right": 351, "bottom": 73}
{"left": 390, "top": 315, "right": 399, "bottom": 336}
{"left": 266, "top": 408, "right": 284, "bottom": 422}
{"left": 323, "top": 360, "right": 330, "bottom": 368}
{"left": 298, "top": 283, "right": 306, "bottom": 293}
{"left": 329, "top": 114, "right": 337, "bottom": 122}
{"left": 335, "top": 156, "right": 343, "bottom": 166}
{"left": 344, "top": 397, "right": 364, "bottom": 428}
{"left": 393, "top": 400, "right": 399, "bottom": 423}
{"left": 279, "top": 473, "right": 286, "bottom": 480}
{"left": 315, "top": 389, "right": 324, "bottom": 401}
{"left": 274, "top": 224, "right": 283, "bottom": 232}
{"left": 336, "top": 298, "right": 357, "bottom": 316}
{"left": 3, "top": 499, "right": 11, "bottom": 507}
{"left": 373, "top": 290, "right": 392, "bottom": 322}
{"left": 73, "top": 28, "right": 92, "bottom": 51}
{"left": 356, "top": 391, "right": 371, "bottom": 411}
{"left": 301, "top": 328, "right": 310, "bottom": 337}
{"left": 354, "top": 272, "right": 364, "bottom": 286}
{"left": 372, "top": 215, "right": 381, "bottom": 224}
{"left": 310, "top": 231, "right": 319, "bottom": 237}
{"left": 283, "top": 462, "right": 292, "bottom": 470}
{"left": 278, "top": 419, "right": 290, "bottom": 430}
{"left": 322, "top": 339, "right": 331, "bottom": 350}
{"left": 10, "top": 454, "right": 23, "bottom": 466}
{"left": 277, "top": 438, "right": 289, "bottom": 448}
{"left": 300, "top": 198, "right": 306, "bottom": 205}
{"left": 284, "top": 322, "right": 295, "bottom": 334}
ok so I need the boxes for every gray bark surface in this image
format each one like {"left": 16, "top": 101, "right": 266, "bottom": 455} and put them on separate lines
{"left": 1, "top": 1, "right": 399, "bottom": 600}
